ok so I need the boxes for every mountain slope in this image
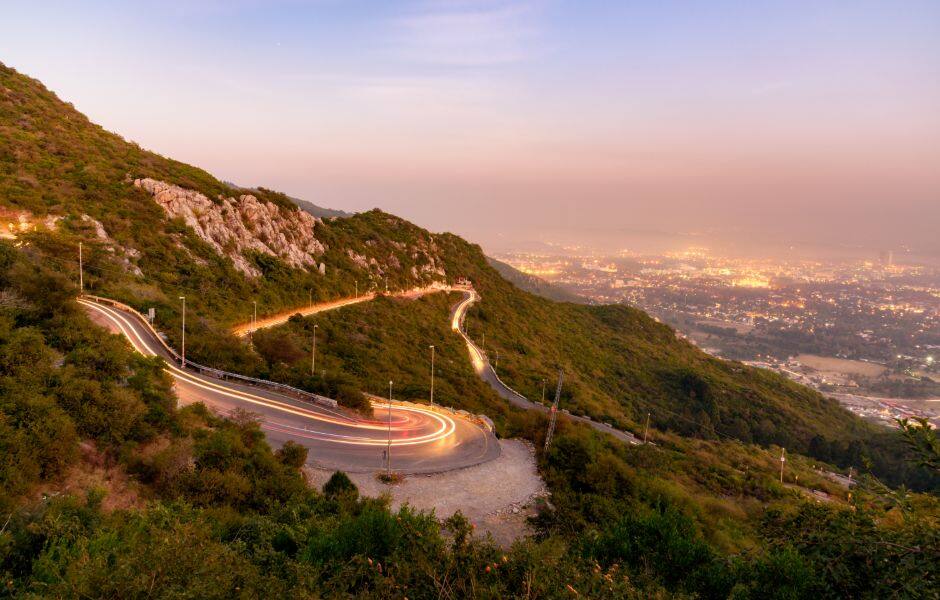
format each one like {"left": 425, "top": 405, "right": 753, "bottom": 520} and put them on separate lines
{"left": 486, "top": 256, "right": 584, "bottom": 303}
{"left": 2, "top": 61, "right": 939, "bottom": 599}
{"left": 289, "top": 195, "right": 353, "bottom": 219}
{"left": 0, "top": 61, "right": 933, "bottom": 491}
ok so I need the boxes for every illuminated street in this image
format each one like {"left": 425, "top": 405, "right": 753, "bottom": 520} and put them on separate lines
{"left": 80, "top": 298, "right": 500, "bottom": 473}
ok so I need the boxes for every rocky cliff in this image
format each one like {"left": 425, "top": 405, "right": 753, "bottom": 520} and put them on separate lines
{"left": 135, "top": 178, "right": 326, "bottom": 277}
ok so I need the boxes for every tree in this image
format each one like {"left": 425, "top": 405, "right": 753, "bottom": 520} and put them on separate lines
{"left": 897, "top": 417, "right": 940, "bottom": 474}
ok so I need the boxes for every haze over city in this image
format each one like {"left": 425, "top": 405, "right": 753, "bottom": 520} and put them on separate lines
{"left": 3, "top": 0, "right": 938, "bottom": 256}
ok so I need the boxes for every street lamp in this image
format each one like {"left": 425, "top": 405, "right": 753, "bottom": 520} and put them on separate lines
{"left": 251, "top": 300, "right": 257, "bottom": 338}
{"left": 429, "top": 345, "right": 435, "bottom": 406}
{"left": 311, "top": 324, "right": 318, "bottom": 375}
{"left": 495, "top": 349, "right": 499, "bottom": 376}
{"left": 179, "top": 296, "right": 186, "bottom": 368}
{"left": 387, "top": 380, "right": 393, "bottom": 477}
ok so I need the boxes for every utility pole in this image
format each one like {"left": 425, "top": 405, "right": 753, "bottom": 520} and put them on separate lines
{"left": 780, "top": 448, "right": 787, "bottom": 483}
{"left": 387, "top": 380, "right": 393, "bottom": 477}
{"left": 78, "top": 242, "right": 84, "bottom": 294}
{"left": 429, "top": 345, "right": 435, "bottom": 406}
{"left": 311, "top": 324, "right": 318, "bottom": 375}
{"left": 643, "top": 412, "right": 651, "bottom": 444}
{"left": 179, "top": 296, "right": 186, "bottom": 368}
{"left": 544, "top": 370, "right": 564, "bottom": 452}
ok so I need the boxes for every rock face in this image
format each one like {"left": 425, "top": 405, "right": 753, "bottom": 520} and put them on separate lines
{"left": 135, "top": 178, "right": 326, "bottom": 277}
{"left": 80, "top": 214, "right": 143, "bottom": 277}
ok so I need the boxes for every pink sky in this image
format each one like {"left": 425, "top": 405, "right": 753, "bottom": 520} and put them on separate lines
{"left": 2, "top": 1, "right": 938, "bottom": 255}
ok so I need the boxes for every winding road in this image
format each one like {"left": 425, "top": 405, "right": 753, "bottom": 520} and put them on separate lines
{"left": 236, "top": 284, "right": 642, "bottom": 446}
{"left": 450, "top": 291, "right": 642, "bottom": 445}
{"left": 79, "top": 297, "right": 499, "bottom": 474}
{"left": 82, "top": 277, "right": 639, "bottom": 476}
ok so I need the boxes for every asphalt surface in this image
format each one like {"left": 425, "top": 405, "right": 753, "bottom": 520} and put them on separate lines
{"left": 80, "top": 298, "right": 500, "bottom": 474}
{"left": 450, "top": 291, "right": 642, "bottom": 445}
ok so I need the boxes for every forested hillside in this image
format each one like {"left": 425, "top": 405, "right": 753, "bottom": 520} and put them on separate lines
{"left": 2, "top": 61, "right": 939, "bottom": 597}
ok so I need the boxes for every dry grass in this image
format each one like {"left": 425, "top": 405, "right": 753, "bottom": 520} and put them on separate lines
{"left": 33, "top": 440, "right": 146, "bottom": 512}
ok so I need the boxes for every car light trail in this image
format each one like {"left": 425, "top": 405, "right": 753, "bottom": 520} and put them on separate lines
{"left": 79, "top": 299, "right": 456, "bottom": 446}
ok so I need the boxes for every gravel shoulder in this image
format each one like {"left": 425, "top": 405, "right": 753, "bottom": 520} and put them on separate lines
{"left": 306, "top": 438, "right": 547, "bottom": 547}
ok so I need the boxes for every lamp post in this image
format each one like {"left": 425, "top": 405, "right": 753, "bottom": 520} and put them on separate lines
{"left": 179, "top": 296, "right": 186, "bottom": 368}
{"left": 355, "top": 280, "right": 358, "bottom": 299}
{"left": 387, "top": 380, "right": 393, "bottom": 477}
{"left": 78, "top": 242, "right": 83, "bottom": 294}
{"left": 311, "top": 324, "right": 318, "bottom": 375}
{"left": 495, "top": 349, "right": 499, "bottom": 376}
{"left": 252, "top": 300, "right": 257, "bottom": 338}
{"left": 429, "top": 345, "right": 435, "bottom": 406}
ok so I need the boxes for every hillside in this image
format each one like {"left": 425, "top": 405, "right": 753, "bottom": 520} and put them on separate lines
{"left": 2, "top": 61, "right": 939, "bottom": 598}
{"left": 0, "top": 61, "right": 933, "bottom": 489}
{"left": 487, "top": 257, "right": 584, "bottom": 303}
{"left": 289, "top": 195, "right": 354, "bottom": 220}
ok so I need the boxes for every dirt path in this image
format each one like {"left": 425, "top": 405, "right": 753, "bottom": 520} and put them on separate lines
{"left": 306, "top": 439, "right": 547, "bottom": 547}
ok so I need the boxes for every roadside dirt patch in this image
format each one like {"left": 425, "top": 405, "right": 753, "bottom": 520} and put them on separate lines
{"left": 306, "top": 438, "right": 547, "bottom": 547}
{"left": 33, "top": 441, "right": 145, "bottom": 512}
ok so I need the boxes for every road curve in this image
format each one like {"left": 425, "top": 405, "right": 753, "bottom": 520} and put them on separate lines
{"left": 234, "top": 285, "right": 453, "bottom": 336}
{"left": 80, "top": 298, "right": 500, "bottom": 474}
{"left": 450, "top": 291, "right": 642, "bottom": 445}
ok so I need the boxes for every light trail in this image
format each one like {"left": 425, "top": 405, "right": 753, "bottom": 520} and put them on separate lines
{"left": 79, "top": 299, "right": 456, "bottom": 446}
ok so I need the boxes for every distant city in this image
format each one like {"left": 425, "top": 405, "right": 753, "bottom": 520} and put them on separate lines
{"left": 496, "top": 245, "right": 940, "bottom": 429}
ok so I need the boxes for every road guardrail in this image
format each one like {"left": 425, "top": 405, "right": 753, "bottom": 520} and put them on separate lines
{"left": 81, "top": 294, "right": 339, "bottom": 409}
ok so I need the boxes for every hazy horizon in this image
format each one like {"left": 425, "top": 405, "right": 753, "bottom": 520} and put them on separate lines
{"left": 3, "top": 1, "right": 938, "bottom": 258}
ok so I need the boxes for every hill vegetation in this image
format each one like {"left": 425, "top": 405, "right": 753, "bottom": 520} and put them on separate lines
{"left": 487, "top": 257, "right": 585, "bottom": 303}
{"left": 1, "top": 61, "right": 938, "bottom": 597}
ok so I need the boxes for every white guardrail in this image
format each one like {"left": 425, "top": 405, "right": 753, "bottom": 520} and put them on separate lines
{"left": 81, "top": 294, "right": 339, "bottom": 410}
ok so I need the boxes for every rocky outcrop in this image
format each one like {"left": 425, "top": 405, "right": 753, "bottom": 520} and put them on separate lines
{"left": 80, "top": 214, "right": 143, "bottom": 276}
{"left": 135, "top": 178, "right": 326, "bottom": 277}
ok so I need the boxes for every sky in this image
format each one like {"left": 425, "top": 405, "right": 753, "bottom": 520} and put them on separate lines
{"left": 3, "top": 1, "right": 939, "bottom": 257}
